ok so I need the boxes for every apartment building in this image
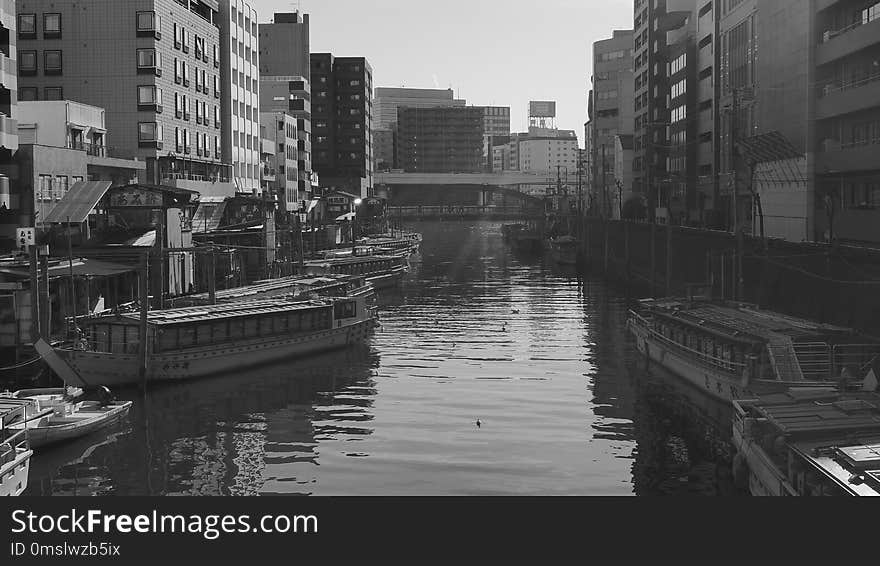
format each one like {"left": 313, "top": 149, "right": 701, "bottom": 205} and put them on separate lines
{"left": 477, "top": 106, "right": 511, "bottom": 171}
{"left": 219, "top": 0, "right": 260, "bottom": 194}
{"left": 259, "top": 112, "right": 298, "bottom": 212}
{"left": 310, "top": 54, "right": 374, "bottom": 198}
{"left": 665, "top": 10, "right": 698, "bottom": 225}
{"left": 16, "top": 0, "right": 230, "bottom": 197}
{"left": 396, "top": 106, "right": 484, "bottom": 174}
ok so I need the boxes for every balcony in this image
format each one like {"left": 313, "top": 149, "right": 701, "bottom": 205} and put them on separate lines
{"left": 0, "top": 114, "right": 17, "bottom": 151}
{"left": 816, "top": 73, "right": 880, "bottom": 119}
{"left": 817, "top": 139, "right": 880, "bottom": 173}
{"left": 817, "top": 16, "right": 880, "bottom": 66}
{"left": 68, "top": 141, "right": 114, "bottom": 158}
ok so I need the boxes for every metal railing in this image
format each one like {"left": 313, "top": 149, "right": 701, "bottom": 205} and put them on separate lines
{"left": 818, "top": 72, "right": 880, "bottom": 98}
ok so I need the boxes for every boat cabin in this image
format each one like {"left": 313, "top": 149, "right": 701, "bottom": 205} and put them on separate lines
{"left": 303, "top": 255, "right": 405, "bottom": 278}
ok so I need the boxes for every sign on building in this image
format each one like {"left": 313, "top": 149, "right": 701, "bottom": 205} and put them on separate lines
{"left": 16, "top": 228, "right": 35, "bottom": 252}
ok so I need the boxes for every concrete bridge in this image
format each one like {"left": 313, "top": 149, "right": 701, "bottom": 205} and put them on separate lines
{"left": 375, "top": 171, "right": 555, "bottom": 188}
{"left": 388, "top": 205, "right": 545, "bottom": 221}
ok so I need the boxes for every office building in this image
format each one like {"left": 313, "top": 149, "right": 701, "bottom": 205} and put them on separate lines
{"left": 396, "top": 106, "right": 484, "bottom": 174}
{"left": 664, "top": 10, "right": 697, "bottom": 225}
{"left": 0, "top": 0, "right": 18, "bottom": 247}
{"left": 518, "top": 128, "right": 580, "bottom": 175}
{"left": 476, "top": 106, "right": 511, "bottom": 171}
{"left": 259, "top": 111, "right": 297, "bottom": 211}
{"left": 310, "top": 54, "right": 374, "bottom": 198}
{"left": 589, "top": 30, "right": 634, "bottom": 217}
{"left": 16, "top": 0, "right": 230, "bottom": 197}
{"left": 258, "top": 11, "right": 309, "bottom": 80}
{"left": 374, "top": 87, "right": 465, "bottom": 130}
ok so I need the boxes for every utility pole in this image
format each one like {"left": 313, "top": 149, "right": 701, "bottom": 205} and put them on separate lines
{"left": 601, "top": 144, "right": 608, "bottom": 219}
{"left": 29, "top": 245, "right": 40, "bottom": 343}
{"left": 731, "top": 87, "right": 745, "bottom": 301}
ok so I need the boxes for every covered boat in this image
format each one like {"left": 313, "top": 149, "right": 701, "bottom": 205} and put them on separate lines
{"left": 0, "top": 402, "right": 32, "bottom": 496}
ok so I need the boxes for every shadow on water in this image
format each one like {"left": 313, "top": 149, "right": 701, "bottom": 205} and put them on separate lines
{"left": 25, "top": 346, "right": 380, "bottom": 496}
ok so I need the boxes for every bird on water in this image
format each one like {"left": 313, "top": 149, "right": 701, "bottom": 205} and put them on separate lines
{"left": 476, "top": 419, "right": 481, "bottom": 428}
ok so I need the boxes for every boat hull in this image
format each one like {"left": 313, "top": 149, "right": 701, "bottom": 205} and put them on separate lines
{"left": 56, "top": 318, "right": 373, "bottom": 388}
{"left": 732, "top": 428, "right": 798, "bottom": 496}
{"left": 0, "top": 450, "right": 31, "bottom": 497}
{"left": 629, "top": 320, "right": 759, "bottom": 403}
{"left": 367, "top": 268, "right": 406, "bottom": 289}
{"left": 14, "top": 402, "right": 132, "bottom": 449}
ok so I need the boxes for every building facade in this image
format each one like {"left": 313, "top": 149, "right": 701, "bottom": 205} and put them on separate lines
{"left": 0, "top": 0, "right": 18, "bottom": 245}
{"left": 373, "top": 87, "right": 465, "bottom": 131}
{"left": 310, "top": 54, "right": 374, "bottom": 198}
{"left": 258, "top": 11, "right": 309, "bottom": 81}
{"left": 396, "top": 106, "right": 484, "bottom": 174}
{"left": 477, "top": 106, "right": 511, "bottom": 171}
{"left": 590, "top": 30, "right": 634, "bottom": 218}
{"left": 16, "top": 0, "right": 230, "bottom": 197}
{"left": 219, "top": 0, "right": 260, "bottom": 194}
{"left": 259, "top": 111, "right": 297, "bottom": 211}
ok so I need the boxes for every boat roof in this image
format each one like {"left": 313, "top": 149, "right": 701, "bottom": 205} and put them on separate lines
{"left": 642, "top": 298, "right": 859, "bottom": 343}
{"left": 186, "top": 275, "right": 355, "bottom": 302}
{"left": 305, "top": 254, "right": 399, "bottom": 266}
{"left": 790, "top": 437, "right": 880, "bottom": 496}
{"left": 0, "top": 400, "right": 28, "bottom": 429}
{"left": 88, "top": 298, "right": 335, "bottom": 327}
{"left": 743, "top": 391, "right": 880, "bottom": 437}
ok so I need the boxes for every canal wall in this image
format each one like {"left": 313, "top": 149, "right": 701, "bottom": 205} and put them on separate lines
{"left": 576, "top": 218, "right": 880, "bottom": 336}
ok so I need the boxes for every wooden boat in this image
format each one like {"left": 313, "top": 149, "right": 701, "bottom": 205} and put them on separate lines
{"left": 358, "top": 233, "right": 421, "bottom": 256}
{"left": 301, "top": 253, "right": 408, "bottom": 290}
{"left": 0, "top": 403, "right": 32, "bottom": 496}
{"left": 170, "top": 274, "right": 373, "bottom": 308}
{"left": 732, "top": 388, "right": 880, "bottom": 496}
{"left": 628, "top": 298, "right": 880, "bottom": 403}
{"left": 38, "top": 291, "right": 377, "bottom": 388}
{"left": 548, "top": 236, "right": 579, "bottom": 265}
{"left": 2, "top": 388, "right": 132, "bottom": 449}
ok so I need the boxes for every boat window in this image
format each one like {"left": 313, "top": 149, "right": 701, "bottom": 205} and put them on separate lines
{"left": 334, "top": 301, "right": 356, "bottom": 320}
{"left": 213, "top": 321, "right": 228, "bottom": 342}
{"left": 179, "top": 325, "right": 197, "bottom": 348}
{"left": 288, "top": 313, "right": 301, "bottom": 332}
{"left": 244, "top": 318, "right": 258, "bottom": 338}
{"left": 260, "top": 315, "right": 274, "bottom": 336}
{"left": 124, "top": 325, "right": 140, "bottom": 355}
{"left": 301, "top": 311, "right": 313, "bottom": 331}
{"left": 197, "top": 324, "right": 213, "bottom": 345}
{"left": 157, "top": 327, "right": 178, "bottom": 352}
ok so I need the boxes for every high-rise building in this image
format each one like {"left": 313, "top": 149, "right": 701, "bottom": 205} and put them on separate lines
{"left": 310, "top": 54, "right": 374, "bottom": 198}
{"left": 694, "top": 0, "right": 720, "bottom": 226}
{"left": 518, "top": 128, "right": 580, "bottom": 175}
{"left": 258, "top": 11, "right": 309, "bottom": 80}
{"left": 0, "top": 0, "right": 18, "bottom": 244}
{"left": 373, "top": 87, "right": 466, "bottom": 130}
{"left": 476, "top": 106, "right": 511, "bottom": 171}
{"left": 813, "top": 0, "right": 880, "bottom": 244}
{"left": 259, "top": 12, "right": 316, "bottom": 207}
{"left": 589, "top": 30, "right": 634, "bottom": 218}
{"left": 219, "top": 0, "right": 260, "bottom": 194}
{"left": 259, "top": 112, "right": 298, "bottom": 211}
{"left": 16, "top": 0, "right": 229, "bottom": 197}
{"left": 632, "top": 0, "right": 694, "bottom": 221}
{"left": 396, "top": 106, "right": 484, "bottom": 174}
{"left": 665, "top": 11, "right": 698, "bottom": 225}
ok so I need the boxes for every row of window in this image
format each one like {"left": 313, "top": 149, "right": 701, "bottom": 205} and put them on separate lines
{"left": 174, "top": 128, "right": 221, "bottom": 159}
{"left": 19, "top": 86, "right": 63, "bottom": 101}
{"left": 18, "top": 50, "right": 62, "bottom": 75}
{"left": 671, "top": 79, "right": 687, "bottom": 100}
{"left": 18, "top": 13, "right": 61, "bottom": 39}
{"left": 671, "top": 54, "right": 688, "bottom": 75}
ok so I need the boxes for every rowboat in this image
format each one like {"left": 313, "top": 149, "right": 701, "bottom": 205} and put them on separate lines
{"left": 628, "top": 298, "right": 880, "bottom": 403}
{"left": 1, "top": 388, "right": 132, "bottom": 449}
{"left": 0, "top": 403, "right": 32, "bottom": 496}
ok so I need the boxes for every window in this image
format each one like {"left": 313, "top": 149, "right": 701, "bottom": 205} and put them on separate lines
{"left": 43, "top": 14, "right": 61, "bottom": 39}
{"left": 19, "top": 87, "right": 38, "bottom": 101}
{"left": 138, "top": 122, "right": 163, "bottom": 147}
{"left": 175, "top": 127, "right": 183, "bottom": 152}
{"left": 45, "top": 87, "right": 63, "bottom": 101}
{"left": 137, "top": 85, "right": 162, "bottom": 109}
{"left": 44, "top": 50, "right": 62, "bottom": 75}
{"left": 38, "top": 175, "right": 52, "bottom": 201}
{"left": 183, "top": 95, "right": 190, "bottom": 120}
{"left": 136, "top": 11, "right": 161, "bottom": 37}
{"left": 54, "top": 176, "right": 69, "bottom": 200}
{"left": 18, "top": 14, "right": 36, "bottom": 39}
{"left": 18, "top": 50, "right": 37, "bottom": 75}
{"left": 213, "top": 44, "right": 220, "bottom": 68}
{"left": 137, "top": 49, "right": 161, "bottom": 74}
{"left": 214, "top": 106, "right": 220, "bottom": 127}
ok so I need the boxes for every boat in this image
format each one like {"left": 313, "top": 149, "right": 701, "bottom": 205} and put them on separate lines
{"left": 732, "top": 388, "right": 880, "bottom": 496}
{"left": 504, "top": 225, "right": 543, "bottom": 255}
{"left": 169, "top": 274, "right": 373, "bottom": 308}
{"left": 0, "top": 402, "right": 32, "bottom": 496}
{"left": 358, "top": 233, "right": 421, "bottom": 256}
{"left": 548, "top": 235, "right": 579, "bottom": 265}
{"left": 1, "top": 388, "right": 132, "bottom": 449}
{"left": 301, "top": 253, "right": 409, "bottom": 290}
{"left": 37, "top": 292, "right": 377, "bottom": 388}
{"left": 628, "top": 298, "right": 880, "bottom": 403}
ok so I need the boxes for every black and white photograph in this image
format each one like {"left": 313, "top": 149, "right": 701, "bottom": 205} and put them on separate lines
{"left": 2, "top": 0, "right": 880, "bottom": 533}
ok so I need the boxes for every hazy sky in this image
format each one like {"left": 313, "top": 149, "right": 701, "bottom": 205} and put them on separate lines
{"left": 261, "top": 0, "right": 633, "bottom": 146}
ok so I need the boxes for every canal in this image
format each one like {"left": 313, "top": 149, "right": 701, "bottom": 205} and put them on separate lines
{"left": 25, "top": 220, "right": 743, "bottom": 496}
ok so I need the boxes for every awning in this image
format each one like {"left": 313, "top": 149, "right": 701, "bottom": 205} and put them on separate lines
{"left": 336, "top": 212, "right": 356, "bottom": 222}
{"left": 306, "top": 199, "right": 320, "bottom": 214}
{"left": 192, "top": 196, "right": 228, "bottom": 234}
{"left": 46, "top": 258, "right": 137, "bottom": 278}
{"left": 124, "top": 230, "right": 156, "bottom": 247}
{"left": 41, "top": 181, "right": 112, "bottom": 224}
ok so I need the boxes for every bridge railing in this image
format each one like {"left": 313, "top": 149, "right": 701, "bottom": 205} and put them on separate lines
{"left": 389, "top": 205, "right": 542, "bottom": 218}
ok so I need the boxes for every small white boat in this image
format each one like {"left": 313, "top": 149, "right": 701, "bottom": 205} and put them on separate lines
{"left": 2, "top": 388, "right": 132, "bottom": 449}
{"left": 0, "top": 403, "right": 32, "bottom": 496}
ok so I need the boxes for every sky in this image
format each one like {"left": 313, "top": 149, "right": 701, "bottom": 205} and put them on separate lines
{"left": 261, "top": 0, "right": 633, "bottom": 147}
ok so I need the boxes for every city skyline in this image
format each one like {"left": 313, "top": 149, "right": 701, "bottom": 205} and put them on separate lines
{"left": 265, "top": 0, "right": 634, "bottom": 144}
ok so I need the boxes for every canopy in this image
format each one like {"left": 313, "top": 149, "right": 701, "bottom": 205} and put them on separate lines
{"left": 41, "top": 181, "right": 112, "bottom": 224}
{"left": 336, "top": 212, "right": 356, "bottom": 222}
{"left": 47, "top": 258, "right": 137, "bottom": 278}
{"left": 191, "top": 196, "right": 228, "bottom": 234}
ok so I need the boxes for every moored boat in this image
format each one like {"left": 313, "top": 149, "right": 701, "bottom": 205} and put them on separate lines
{"left": 0, "top": 403, "right": 32, "bottom": 496}
{"left": 38, "top": 292, "right": 377, "bottom": 388}
{"left": 732, "top": 388, "right": 880, "bottom": 496}
{"left": 627, "top": 298, "right": 880, "bottom": 403}
{"left": 301, "top": 253, "right": 408, "bottom": 290}
{"left": 2, "top": 388, "right": 132, "bottom": 449}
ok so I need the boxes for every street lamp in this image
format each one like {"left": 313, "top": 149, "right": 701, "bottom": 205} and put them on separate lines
{"left": 352, "top": 198, "right": 363, "bottom": 250}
